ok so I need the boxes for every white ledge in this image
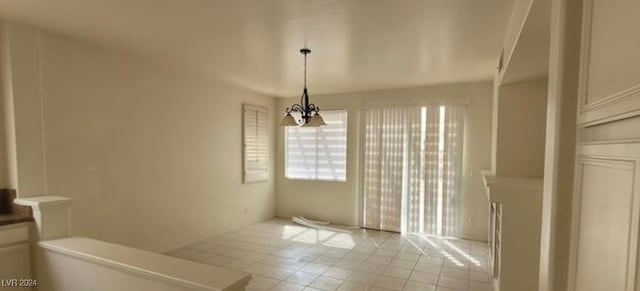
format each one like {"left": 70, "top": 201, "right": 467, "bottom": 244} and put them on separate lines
{"left": 482, "top": 170, "right": 543, "bottom": 203}
{"left": 39, "top": 237, "right": 251, "bottom": 291}
{"left": 14, "top": 196, "right": 72, "bottom": 210}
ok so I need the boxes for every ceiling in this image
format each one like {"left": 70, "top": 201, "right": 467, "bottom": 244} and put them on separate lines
{"left": 0, "top": 0, "right": 515, "bottom": 97}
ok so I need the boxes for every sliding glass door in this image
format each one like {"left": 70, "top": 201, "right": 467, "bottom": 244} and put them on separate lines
{"left": 362, "top": 105, "right": 464, "bottom": 237}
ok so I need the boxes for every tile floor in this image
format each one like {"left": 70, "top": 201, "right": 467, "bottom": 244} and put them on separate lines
{"left": 168, "top": 219, "right": 492, "bottom": 291}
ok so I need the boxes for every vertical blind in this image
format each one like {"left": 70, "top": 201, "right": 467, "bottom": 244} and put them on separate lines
{"left": 285, "top": 110, "right": 347, "bottom": 181}
{"left": 362, "top": 107, "right": 422, "bottom": 232}
{"left": 363, "top": 105, "right": 464, "bottom": 237}
{"left": 243, "top": 104, "right": 269, "bottom": 183}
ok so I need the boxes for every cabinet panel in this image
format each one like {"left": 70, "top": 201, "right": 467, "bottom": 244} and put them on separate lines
{"left": 0, "top": 224, "right": 29, "bottom": 248}
{"left": 586, "top": 0, "right": 640, "bottom": 104}
{"left": 578, "top": 0, "right": 640, "bottom": 125}
{"left": 0, "top": 243, "right": 31, "bottom": 291}
{"left": 569, "top": 143, "right": 640, "bottom": 291}
{"left": 573, "top": 158, "right": 635, "bottom": 291}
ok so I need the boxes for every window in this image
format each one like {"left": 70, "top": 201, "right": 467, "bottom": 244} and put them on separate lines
{"left": 243, "top": 104, "right": 269, "bottom": 183}
{"left": 285, "top": 110, "right": 347, "bottom": 181}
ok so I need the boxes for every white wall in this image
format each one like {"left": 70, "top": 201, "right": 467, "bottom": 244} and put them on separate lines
{"left": 276, "top": 82, "right": 494, "bottom": 241}
{"left": 0, "top": 21, "right": 277, "bottom": 252}
{"left": 494, "top": 80, "right": 548, "bottom": 178}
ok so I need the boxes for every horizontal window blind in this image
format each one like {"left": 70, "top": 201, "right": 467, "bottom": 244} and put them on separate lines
{"left": 243, "top": 104, "right": 269, "bottom": 183}
{"left": 286, "top": 110, "right": 347, "bottom": 181}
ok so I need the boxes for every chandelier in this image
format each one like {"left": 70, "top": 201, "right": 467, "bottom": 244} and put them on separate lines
{"left": 279, "top": 48, "right": 326, "bottom": 127}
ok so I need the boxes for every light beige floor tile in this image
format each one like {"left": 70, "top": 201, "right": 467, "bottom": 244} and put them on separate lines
{"left": 274, "top": 259, "right": 309, "bottom": 270}
{"left": 324, "top": 267, "right": 354, "bottom": 280}
{"left": 441, "top": 267, "right": 468, "bottom": 279}
{"left": 443, "top": 260, "right": 468, "bottom": 270}
{"left": 389, "top": 258, "right": 417, "bottom": 269}
{"left": 469, "top": 271, "right": 489, "bottom": 283}
{"left": 310, "top": 275, "right": 344, "bottom": 291}
{"left": 271, "top": 281, "right": 306, "bottom": 291}
{"left": 344, "top": 253, "right": 369, "bottom": 262}
{"left": 373, "top": 275, "right": 406, "bottom": 291}
{"left": 246, "top": 275, "right": 279, "bottom": 291}
{"left": 314, "top": 255, "right": 341, "bottom": 265}
{"left": 335, "top": 259, "right": 364, "bottom": 269}
{"left": 347, "top": 272, "right": 378, "bottom": 285}
{"left": 395, "top": 252, "right": 421, "bottom": 262}
{"left": 437, "top": 275, "right": 468, "bottom": 290}
{"left": 263, "top": 266, "right": 297, "bottom": 280}
{"left": 337, "top": 281, "right": 370, "bottom": 291}
{"left": 171, "top": 220, "right": 495, "bottom": 291}
{"left": 366, "top": 256, "right": 393, "bottom": 265}
{"left": 286, "top": 271, "right": 320, "bottom": 285}
{"left": 244, "top": 262, "right": 273, "bottom": 275}
{"left": 403, "top": 280, "right": 436, "bottom": 291}
{"left": 418, "top": 257, "right": 444, "bottom": 265}
{"left": 413, "top": 262, "right": 442, "bottom": 273}
{"left": 359, "top": 262, "right": 388, "bottom": 274}
{"left": 469, "top": 281, "right": 493, "bottom": 291}
{"left": 302, "top": 263, "right": 332, "bottom": 274}
{"left": 470, "top": 264, "right": 489, "bottom": 272}
{"left": 409, "top": 270, "right": 438, "bottom": 285}
{"left": 383, "top": 266, "right": 412, "bottom": 280}
{"left": 223, "top": 258, "right": 255, "bottom": 270}
{"left": 374, "top": 249, "right": 398, "bottom": 258}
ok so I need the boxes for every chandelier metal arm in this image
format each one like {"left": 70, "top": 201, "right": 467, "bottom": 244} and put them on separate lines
{"left": 279, "top": 47, "right": 326, "bottom": 127}
{"left": 286, "top": 104, "right": 305, "bottom": 114}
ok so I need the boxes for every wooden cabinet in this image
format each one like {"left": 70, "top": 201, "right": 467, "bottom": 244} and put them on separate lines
{"left": 0, "top": 223, "right": 32, "bottom": 291}
{"left": 566, "top": 0, "right": 640, "bottom": 290}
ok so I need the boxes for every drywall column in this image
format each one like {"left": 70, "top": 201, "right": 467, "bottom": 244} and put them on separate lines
{"left": 538, "top": 0, "right": 581, "bottom": 290}
{"left": 0, "top": 21, "right": 15, "bottom": 189}
{"left": 0, "top": 22, "right": 48, "bottom": 197}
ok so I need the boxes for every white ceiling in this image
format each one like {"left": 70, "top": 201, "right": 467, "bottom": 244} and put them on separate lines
{"left": 0, "top": 0, "right": 515, "bottom": 97}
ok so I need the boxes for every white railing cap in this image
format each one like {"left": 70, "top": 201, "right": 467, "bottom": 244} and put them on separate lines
{"left": 14, "top": 196, "right": 72, "bottom": 210}
{"left": 39, "top": 237, "right": 251, "bottom": 291}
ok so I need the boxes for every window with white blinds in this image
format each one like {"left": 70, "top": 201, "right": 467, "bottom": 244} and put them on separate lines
{"left": 285, "top": 110, "right": 347, "bottom": 181}
{"left": 243, "top": 104, "right": 269, "bottom": 183}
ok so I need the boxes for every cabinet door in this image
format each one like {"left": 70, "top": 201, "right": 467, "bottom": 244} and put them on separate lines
{"left": 569, "top": 0, "right": 640, "bottom": 290}
{"left": 569, "top": 145, "right": 640, "bottom": 291}
{"left": 0, "top": 243, "right": 32, "bottom": 291}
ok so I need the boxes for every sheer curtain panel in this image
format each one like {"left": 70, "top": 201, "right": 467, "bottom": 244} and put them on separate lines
{"left": 362, "top": 107, "right": 421, "bottom": 232}
{"left": 362, "top": 105, "right": 464, "bottom": 237}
